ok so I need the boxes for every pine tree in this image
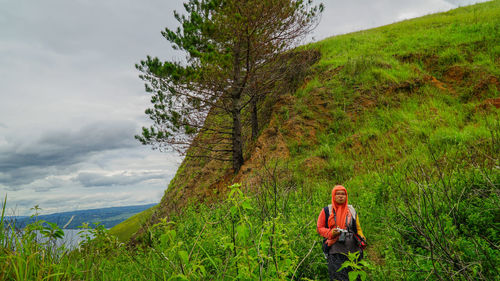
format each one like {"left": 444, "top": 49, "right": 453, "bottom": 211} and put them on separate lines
{"left": 136, "top": 0, "right": 323, "bottom": 172}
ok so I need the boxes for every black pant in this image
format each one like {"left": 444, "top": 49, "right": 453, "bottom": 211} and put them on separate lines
{"left": 327, "top": 252, "right": 363, "bottom": 281}
{"left": 327, "top": 253, "right": 349, "bottom": 281}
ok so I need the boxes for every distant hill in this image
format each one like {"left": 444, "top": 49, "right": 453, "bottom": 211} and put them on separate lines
{"left": 5, "top": 203, "right": 157, "bottom": 229}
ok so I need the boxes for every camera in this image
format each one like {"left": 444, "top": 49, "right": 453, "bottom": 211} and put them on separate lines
{"left": 336, "top": 228, "right": 348, "bottom": 243}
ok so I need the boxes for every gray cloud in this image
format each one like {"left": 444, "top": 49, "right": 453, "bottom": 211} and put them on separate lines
{"left": 3, "top": 121, "right": 135, "bottom": 167}
{"left": 0, "top": 121, "right": 137, "bottom": 186}
{"left": 0, "top": 167, "right": 63, "bottom": 190}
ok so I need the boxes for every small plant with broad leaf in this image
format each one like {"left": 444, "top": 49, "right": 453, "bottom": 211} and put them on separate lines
{"left": 338, "top": 251, "right": 374, "bottom": 281}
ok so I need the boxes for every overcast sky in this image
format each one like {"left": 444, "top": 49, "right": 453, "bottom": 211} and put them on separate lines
{"left": 0, "top": 0, "right": 488, "bottom": 216}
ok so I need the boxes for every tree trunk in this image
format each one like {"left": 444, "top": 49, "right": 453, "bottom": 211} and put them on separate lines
{"left": 231, "top": 99, "right": 244, "bottom": 173}
{"left": 251, "top": 95, "right": 259, "bottom": 140}
{"left": 231, "top": 43, "right": 244, "bottom": 173}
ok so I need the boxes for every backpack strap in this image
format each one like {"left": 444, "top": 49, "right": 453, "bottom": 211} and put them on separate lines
{"left": 323, "top": 205, "right": 330, "bottom": 228}
{"left": 348, "top": 205, "right": 357, "bottom": 233}
{"left": 348, "top": 204, "right": 356, "bottom": 218}
{"left": 322, "top": 205, "right": 332, "bottom": 259}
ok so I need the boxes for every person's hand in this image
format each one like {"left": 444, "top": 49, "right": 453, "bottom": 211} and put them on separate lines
{"left": 329, "top": 229, "right": 340, "bottom": 239}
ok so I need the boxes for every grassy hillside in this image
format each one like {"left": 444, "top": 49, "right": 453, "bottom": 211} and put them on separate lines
{"left": 156, "top": 0, "right": 497, "bottom": 217}
{"left": 120, "top": 1, "right": 499, "bottom": 279}
{"left": 2, "top": 1, "right": 498, "bottom": 280}
{"left": 123, "top": 0, "right": 499, "bottom": 236}
{"left": 109, "top": 205, "right": 157, "bottom": 241}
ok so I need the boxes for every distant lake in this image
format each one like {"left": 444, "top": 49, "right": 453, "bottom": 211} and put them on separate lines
{"left": 49, "top": 229, "right": 94, "bottom": 249}
{"left": 7, "top": 229, "right": 94, "bottom": 250}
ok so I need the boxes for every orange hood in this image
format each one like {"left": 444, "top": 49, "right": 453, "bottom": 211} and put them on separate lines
{"left": 328, "top": 185, "right": 349, "bottom": 230}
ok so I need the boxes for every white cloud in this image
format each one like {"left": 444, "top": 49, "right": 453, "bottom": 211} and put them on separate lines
{"left": 313, "top": 0, "right": 484, "bottom": 39}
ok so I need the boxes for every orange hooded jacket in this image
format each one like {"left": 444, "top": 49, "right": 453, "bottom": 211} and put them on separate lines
{"left": 317, "top": 185, "right": 365, "bottom": 246}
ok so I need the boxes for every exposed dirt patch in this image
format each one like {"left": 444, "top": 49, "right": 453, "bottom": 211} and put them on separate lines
{"left": 358, "top": 96, "right": 377, "bottom": 109}
{"left": 351, "top": 79, "right": 425, "bottom": 113}
{"left": 340, "top": 133, "right": 361, "bottom": 153}
{"left": 421, "top": 54, "right": 440, "bottom": 69}
{"left": 303, "top": 156, "right": 328, "bottom": 172}
{"left": 478, "top": 97, "right": 500, "bottom": 109}
{"left": 473, "top": 75, "right": 500, "bottom": 96}
{"left": 235, "top": 125, "right": 290, "bottom": 184}
{"left": 318, "top": 65, "right": 345, "bottom": 82}
{"left": 424, "top": 75, "right": 449, "bottom": 91}
{"left": 394, "top": 53, "right": 439, "bottom": 67}
{"left": 236, "top": 85, "right": 335, "bottom": 185}
{"left": 443, "top": 65, "right": 469, "bottom": 83}
{"left": 387, "top": 80, "right": 423, "bottom": 94}
{"left": 393, "top": 53, "right": 422, "bottom": 64}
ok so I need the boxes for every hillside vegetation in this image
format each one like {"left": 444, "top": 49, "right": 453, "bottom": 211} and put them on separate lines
{"left": 2, "top": 1, "right": 499, "bottom": 280}
{"left": 136, "top": 0, "right": 499, "bottom": 228}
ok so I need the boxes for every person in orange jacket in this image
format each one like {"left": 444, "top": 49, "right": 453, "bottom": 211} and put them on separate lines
{"left": 317, "top": 185, "right": 366, "bottom": 281}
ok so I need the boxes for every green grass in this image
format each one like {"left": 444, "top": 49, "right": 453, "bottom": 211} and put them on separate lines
{"left": 109, "top": 205, "right": 157, "bottom": 242}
